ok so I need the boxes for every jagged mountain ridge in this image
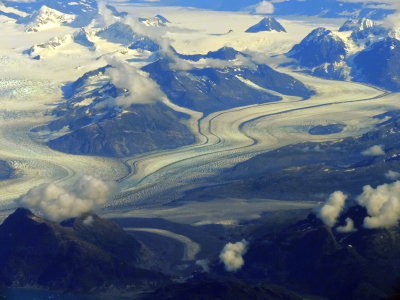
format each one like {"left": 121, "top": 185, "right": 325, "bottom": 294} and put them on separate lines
{"left": 143, "top": 52, "right": 314, "bottom": 114}
{"left": 173, "top": 46, "right": 246, "bottom": 62}
{"left": 96, "top": 21, "right": 160, "bottom": 51}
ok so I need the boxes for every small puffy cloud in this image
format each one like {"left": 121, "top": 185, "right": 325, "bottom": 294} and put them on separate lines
{"left": 83, "top": 215, "right": 94, "bottom": 226}
{"left": 362, "top": 145, "right": 385, "bottom": 156}
{"left": 317, "top": 191, "right": 348, "bottom": 227}
{"left": 254, "top": 1, "right": 275, "bottom": 14}
{"left": 219, "top": 240, "right": 248, "bottom": 272}
{"left": 17, "top": 176, "right": 115, "bottom": 221}
{"left": 195, "top": 259, "right": 210, "bottom": 273}
{"left": 336, "top": 218, "right": 357, "bottom": 233}
{"left": 357, "top": 181, "right": 400, "bottom": 229}
{"left": 386, "top": 170, "right": 400, "bottom": 181}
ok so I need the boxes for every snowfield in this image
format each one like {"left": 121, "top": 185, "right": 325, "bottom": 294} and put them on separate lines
{"left": 0, "top": 4, "right": 399, "bottom": 224}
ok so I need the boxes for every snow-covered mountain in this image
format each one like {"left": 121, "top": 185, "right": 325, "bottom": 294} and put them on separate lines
{"left": 129, "top": 36, "right": 160, "bottom": 52}
{"left": 25, "top": 34, "right": 73, "bottom": 59}
{"left": 353, "top": 38, "right": 400, "bottom": 91}
{"left": 25, "top": 6, "right": 76, "bottom": 32}
{"left": 339, "top": 18, "right": 376, "bottom": 32}
{"left": 245, "top": 17, "right": 286, "bottom": 33}
{"left": 139, "top": 15, "right": 170, "bottom": 27}
{"left": 338, "top": 18, "right": 390, "bottom": 47}
{"left": 2, "top": 0, "right": 97, "bottom": 26}
{"left": 74, "top": 28, "right": 96, "bottom": 50}
{"left": 96, "top": 22, "right": 135, "bottom": 45}
{"left": 95, "top": 21, "right": 160, "bottom": 52}
{"left": 287, "top": 27, "right": 347, "bottom": 68}
{"left": 286, "top": 19, "right": 400, "bottom": 90}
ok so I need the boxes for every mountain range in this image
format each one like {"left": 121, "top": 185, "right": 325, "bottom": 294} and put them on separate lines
{"left": 143, "top": 51, "right": 314, "bottom": 114}
{"left": 286, "top": 18, "right": 400, "bottom": 91}
{"left": 35, "top": 66, "right": 195, "bottom": 157}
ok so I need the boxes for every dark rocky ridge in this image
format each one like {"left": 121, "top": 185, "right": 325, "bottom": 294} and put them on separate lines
{"left": 238, "top": 208, "right": 400, "bottom": 300}
{"left": 353, "top": 38, "right": 400, "bottom": 91}
{"left": 47, "top": 102, "right": 195, "bottom": 157}
{"left": 173, "top": 46, "right": 246, "bottom": 62}
{"left": 143, "top": 56, "right": 314, "bottom": 114}
{"left": 0, "top": 209, "right": 167, "bottom": 292}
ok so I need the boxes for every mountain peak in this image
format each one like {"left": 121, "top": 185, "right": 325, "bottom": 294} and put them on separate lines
{"left": 139, "top": 15, "right": 170, "bottom": 27}
{"left": 96, "top": 22, "right": 135, "bottom": 45}
{"left": 26, "top": 5, "right": 76, "bottom": 32}
{"left": 246, "top": 16, "right": 286, "bottom": 33}
{"left": 339, "top": 17, "right": 376, "bottom": 32}
{"left": 3, "top": 207, "right": 33, "bottom": 221}
{"left": 288, "top": 27, "right": 346, "bottom": 68}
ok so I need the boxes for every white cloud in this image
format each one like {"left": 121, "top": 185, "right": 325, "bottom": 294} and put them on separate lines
{"left": 95, "top": 1, "right": 118, "bottom": 28}
{"left": 336, "top": 217, "right": 357, "bottom": 233}
{"left": 17, "top": 175, "right": 115, "bottom": 221}
{"left": 83, "top": 215, "right": 94, "bottom": 226}
{"left": 254, "top": 1, "right": 275, "bottom": 14}
{"left": 385, "top": 170, "right": 400, "bottom": 181}
{"left": 103, "top": 57, "right": 165, "bottom": 106}
{"left": 362, "top": 145, "right": 385, "bottom": 156}
{"left": 196, "top": 259, "right": 210, "bottom": 272}
{"left": 317, "top": 191, "right": 348, "bottom": 227}
{"left": 357, "top": 181, "right": 400, "bottom": 229}
{"left": 219, "top": 240, "right": 248, "bottom": 272}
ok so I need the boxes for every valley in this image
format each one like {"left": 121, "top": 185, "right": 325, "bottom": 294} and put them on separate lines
{"left": 0, "top": 7, "right": 399, "bottom": 222}
{"left": 1, "top": 1, "right": 400, "bottom": 299}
